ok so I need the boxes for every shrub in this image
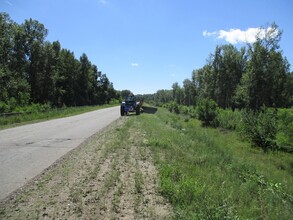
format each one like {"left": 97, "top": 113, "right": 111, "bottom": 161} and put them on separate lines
{"left": 109, "top": 99, "right": 120, "bottom": 105}
{"left": 14, "top": 103, "right": 52, "bottom": 113}
{"left": 239, "top": 108, "right": 278, "bottom": 152}
{"left": 179, "top": 105, "right": 189, "bottom": 115}
{"left": 0, "top": 102, "right": 9, "bottom": 113}
{"left": 216, "top": 108, "right": 242, "bottom": 130}
{"left": 276, "top": 108, "right": 293, "bottom": 152}
{"left": 164, "top": 102, "right": 180, "bottom": 114}
{"left": 197, "top": 98, "right": 219, "bottom": 127}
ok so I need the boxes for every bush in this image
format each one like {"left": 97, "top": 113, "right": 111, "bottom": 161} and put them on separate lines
{"left": 109, "top": 99, "right": 120, "bottom": 105}
{"left": 239, "top": 108, "right": 278, "bottom": 152}
{"left": 0, "top": 102, "right": 9, "bottom": 113}
{"left": 197, "top": 98, "right": 219, "bottom": 127}
{"left": 179, "top": 105, "right": 189, "bottom": 115}
{"left": 164, "top": 102, "right": 180, "bottom": 114}
{"left": 216, "top": 108, "right": 242, "bottom": 130}
{"left": 276, "top": 108, "right": 293, "bottom": 152}
{"left": 14, "top": 103, "right": 52, "bottom": 113}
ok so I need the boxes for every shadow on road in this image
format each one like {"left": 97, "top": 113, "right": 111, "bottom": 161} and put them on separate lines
{"left": 142, "top": 106, "right": 158, "bottom": 114}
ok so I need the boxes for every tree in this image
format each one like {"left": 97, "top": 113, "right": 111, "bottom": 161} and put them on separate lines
{"left": 172, "top": 82, "right": 183, "bottom": 105}
{"left": 234, "top": 23, "right": 291, "bottom": 109}
{"left": 121, "top": 90, "right": 132, "bottom": 99}
{"left": 0, "top": 13, "right": 14, "bottom": 68}
{"left": 154, "top": 89, "right": 173, "bottom": 104}
{"left": 55, "top": 49, "right": 79, "bottom": 107}
{"left": 0, "top": 13, "right": 30, "bottom": 107}
{"left": 195, "top": 45, "right": 246, "bottom": 108}
{"left": 183, "top": 78, "right": 196, "bottom": 106}
{"left": 0, "top": 13, "right": 118, "bottom": 110}
{"left": 77, "top": 53, "right": 91, "bottom": 105}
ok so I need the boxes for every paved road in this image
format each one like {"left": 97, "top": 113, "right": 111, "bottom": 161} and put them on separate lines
{"left": 0, "top": 106, "right": 120, "bottom": 201}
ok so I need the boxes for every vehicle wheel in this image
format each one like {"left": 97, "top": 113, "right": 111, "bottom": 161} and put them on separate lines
{"left": 120, "top": 106, "right": 125, "bottom": 116}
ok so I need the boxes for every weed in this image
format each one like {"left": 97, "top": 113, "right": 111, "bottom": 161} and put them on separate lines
{"left": 112, "top": 183, "right": 123, "bottom": 213}
{"left": 135, "top": 171, "right": 143, "bottom": 194}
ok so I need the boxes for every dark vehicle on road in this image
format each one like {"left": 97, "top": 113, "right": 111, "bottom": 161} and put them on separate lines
{"left": 120, "top": 95, "right": 142, "bottom": 116}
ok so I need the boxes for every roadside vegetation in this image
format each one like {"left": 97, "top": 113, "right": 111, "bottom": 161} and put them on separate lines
{"left": 141, "top": 23, "right": 292, "bottom": 155}
{"left": 143, "top": 107, "right": 293, "bottom": 219}
{"left": 0, "top": 102, "right": 119, "bottom": 130}
{"left": 163, "top": 102, "right": 293, "bottom": 154}
{"left": 1, "top": 107, "right": 292, "bottom": 219}
{"left": 1, "top": 13, "right": 121, "bottom": 111}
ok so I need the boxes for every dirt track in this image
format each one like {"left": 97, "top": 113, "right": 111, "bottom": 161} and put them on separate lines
{"left": 0, "top": 117, "right": 172, "bottom": 219}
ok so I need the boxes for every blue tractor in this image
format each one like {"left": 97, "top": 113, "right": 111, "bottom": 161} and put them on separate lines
{"left": 120, "top": 95, "right": 142, "bottom": 116}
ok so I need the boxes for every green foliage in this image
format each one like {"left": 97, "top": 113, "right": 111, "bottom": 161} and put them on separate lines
{"left": 0, "top": 12, "right": 118, "bottom": 111}
{"left": 157, "top": 23, "right": 292, "bottom": 111}
{"left": 197, "top": 98, "right": 219, "bottom": 126}
{"left": 163, "top": 102, "right": 180, "bottom": 114}
{"left": 234, "top": 24, "right": 292, "bottom": 109}
{"left": 108, "top": 99, "right": 120, "bottom": 105}
{"left": 276, "top": 108, "right": 293, "bottom": 152}
{"left": 172, "top": 82, "right": 184, "bottom": 105}
{"left": 239, "top": 108, "right": 278, "bottom": 152}
{"left": 160, "top": 164, "right": 203, "bottom": 207}
{"left": 0, "top": 102, "right": 9, "bottom": 113}
{"left": 14, "top": 103, "right": 52, "bottom": 113}
{"left": 0, "top": 104, "right": 117, "bottom": 129}
{"left": 202, "top": 45, "right": 247, "bottom": 109}
{"left": 216, "top": 108, "right": 242, "bottom": 130}
{"left": 139, "top": 108, "right": 293, "bottom": 219}
{"left": 153, "top": 89, "right": 173, "bottom": 105}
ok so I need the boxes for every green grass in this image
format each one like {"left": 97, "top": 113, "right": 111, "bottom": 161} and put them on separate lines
{"left": 0, "top": 104, "right": 118, "bottom": 130}
{"left": 130, "top": 107, "right": 293, "bottom": 219}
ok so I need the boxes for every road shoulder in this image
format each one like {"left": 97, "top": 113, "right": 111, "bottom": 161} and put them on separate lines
{"left": 0, "top": 117, "right": 173, "bottom": 219}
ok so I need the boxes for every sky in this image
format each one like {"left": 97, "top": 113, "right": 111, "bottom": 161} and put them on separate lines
{"left": 1, "top": 0, "right": 293, "bottom": 94}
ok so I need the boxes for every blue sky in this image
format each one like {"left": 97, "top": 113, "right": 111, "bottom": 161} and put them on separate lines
{"left": 1, "top": 0, "right": 292, "bottom": 94}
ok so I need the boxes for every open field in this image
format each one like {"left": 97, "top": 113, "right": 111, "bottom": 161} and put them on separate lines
{"left": 0, "top": 106, "right": 292, "bottom": 219}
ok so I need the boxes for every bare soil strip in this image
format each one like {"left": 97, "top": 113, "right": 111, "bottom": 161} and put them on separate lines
{"left": 0, "top": 117, "right": 173, "bottom": 219}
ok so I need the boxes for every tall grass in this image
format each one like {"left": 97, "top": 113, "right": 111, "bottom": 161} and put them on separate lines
{"left": 134, "top": 107, "right": 293, "bottom": 219}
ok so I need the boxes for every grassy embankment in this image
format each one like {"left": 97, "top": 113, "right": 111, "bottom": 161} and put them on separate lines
{"left": 0, "top": 103, "right": 118, "bottom": 130}
{"left": 140, "top": 106, "right": 293, "bottom": 219}
{"left": 0, "top": 106, "right": 292, "bottom": 219}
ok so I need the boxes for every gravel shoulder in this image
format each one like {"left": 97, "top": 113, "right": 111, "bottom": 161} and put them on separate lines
{"left": 0, "top": 117, "right": 173, "bottom": 219}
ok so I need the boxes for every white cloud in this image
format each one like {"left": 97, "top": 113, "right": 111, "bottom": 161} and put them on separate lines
{"left": 202, "top": 30, "right": 217, "bottom": 37}
{"left": 131, "top": 63, "right": 139, "bottom": 67}
{"left": 217, "top": 28, "right": 260, "bottom": 44}
{"left": 203, "top": 27, "right": 278, "bottom": 44}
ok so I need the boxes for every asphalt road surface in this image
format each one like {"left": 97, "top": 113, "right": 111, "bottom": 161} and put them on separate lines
{"left": 0, "top": 106, "right": 120, "bottom": 201}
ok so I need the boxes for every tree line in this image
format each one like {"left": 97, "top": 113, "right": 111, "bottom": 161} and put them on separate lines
{"left": 150, "top": 23, "right": 292, "bottom": 110}
{"left": 0, "top": 13, "right": 119, "bottom": 112}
